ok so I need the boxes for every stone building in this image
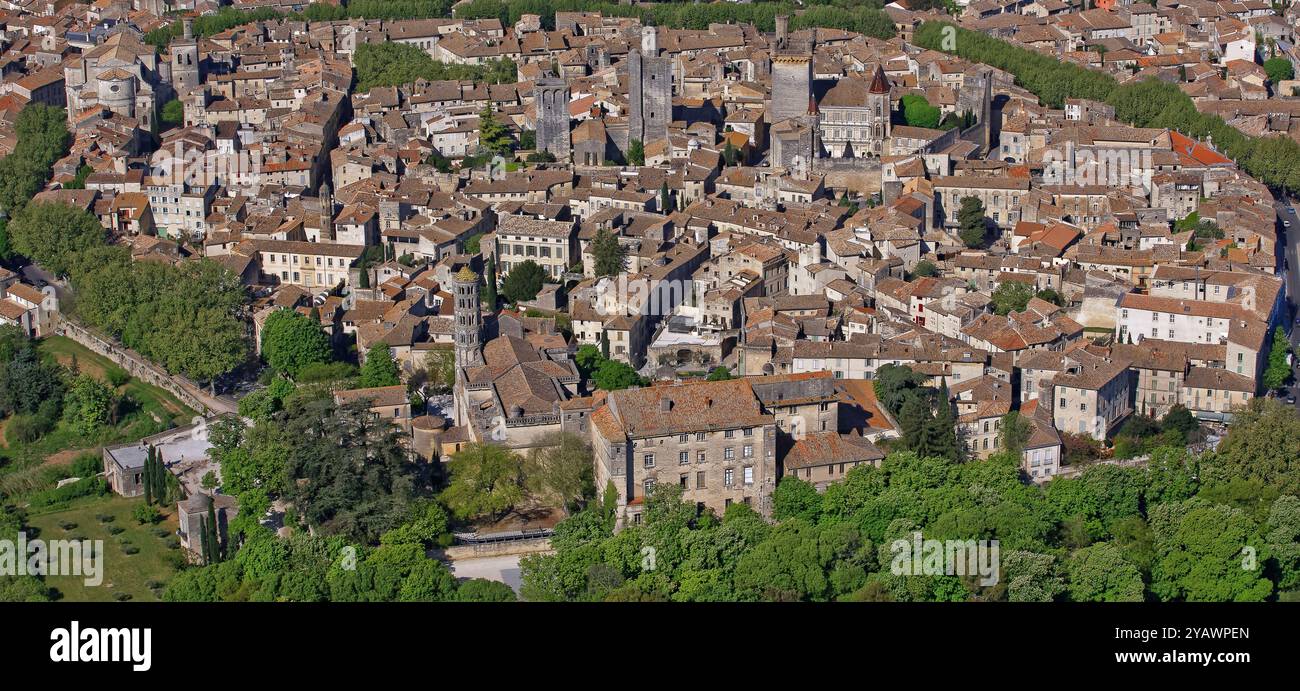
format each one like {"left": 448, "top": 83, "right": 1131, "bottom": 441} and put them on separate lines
{"left": 63, "top": 30, "right": 164, "bottom": 128}
{"left": 450, "top": 267, "right": 589, "bottom": 448}
{"left": 591, "top": 378, "right": 778, "bottom": 527}
{"left": 769, "top": 15, "right": 813, "bottom": 124}
{"left": 177, "top": 492, "right": 239, "bottom": 559}
{"left": 535, "top": 77, "right": 571, "bottom": 161}
{"left": 817, "top": 66, "right": 892, "bottom": 159}
{"left": 493, "top": 214, "right": 578, "bottom": 280}
{"left": 452, "top": 266, "right": 485, "bottom": 428}
{"left": 170, "top": 18, "right": 202, "bottom": 96}
{"left": 627, "top": 26, "right": 672, "bottom": 149}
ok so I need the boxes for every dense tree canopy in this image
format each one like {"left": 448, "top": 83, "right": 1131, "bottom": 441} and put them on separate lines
{"left": 0, "top": 103, "right": 69, "bottom": 217}
{"left": 72, "top": 246, "right": 249, "bottom": 382}
{"left": 916, "top": 20, "right": 1300, "bottom": 196}
{"left": 261, "top": 308, "right": 332, "bottom": 378}
{"left": 8, "top": 202, "right": 105, "bottom": 277}
{"left": 900, "top": 94, "right": 942, "bottom": 129}
{"left": 358, "top": 343, "right": 402, "bottom": 388}
{"left": 281, "top": 398, "right": 424, "bottom": 543}
{"left": 501, "top": 260, "right": 545, "bottom": 304}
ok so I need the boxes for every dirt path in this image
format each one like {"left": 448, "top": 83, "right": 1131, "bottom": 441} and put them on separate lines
{"left": 43, "top": 447, "right": 98, "bottom": 468}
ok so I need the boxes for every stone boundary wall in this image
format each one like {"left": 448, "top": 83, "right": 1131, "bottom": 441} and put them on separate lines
{"left": 444, "top": 537, "right": 553, "bottom": 560}
{"left": 53, "top": 318, "right": 236, "bottom": 416}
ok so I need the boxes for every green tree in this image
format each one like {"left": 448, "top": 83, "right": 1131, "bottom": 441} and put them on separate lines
{"left": 358, "top": 343, "right": 401, "bottom": 388}
{"left": 705, "top": 366, "right": 732, "bottom": 381}
{"left": 62, "top": 374, "right": 114, "bottom": 436}
{"left": 627, "top": 139, "right": 645, "bottom": 166}
{"left": 1266, "top": 495, "right": 1300, "bottom": 592}
{"left": 1150, "top": 500, "right": 1273, "bottom": 601}
{"left": 591, "top": 228, "right": 627, "bottom": 277}
{"left": 898, "top": 394, "right": 934, "bottom": 456}
{"left": 524, "top": 432, "right": 593, "bottom": 515}
{"left": 160, "top": 99, "right": 184, "bottom": 129}
{"left": 1263, "top": 325, "right": 1290, "bottom": 390}
{"left": 284, "top": 398, "right": 421, "bottom": 543}
{"left": 900, "top": 93, "right": 941, "bottom": 128}
{"left": 926, "top": 380, "right": 959, "bottom": 461}
{"left": 443, "top": 443, "right": 526, "bottom": 520}
{"left": 659, "top": 181, "right": 675, "bottom": 213}
{"left": 501, "top": 259, "right": 545, "bottom": 304}
{"left": 991, "top": 281, "right": 1037, "bottom": 315}
{"left": 423, "top": 346, "right": 456, "bottom": 393}
{"left": 134, "top": 502, "right": 162, "bottom": 526}
{"left": 457, "top": 578, "right": 517, "bottom": 601}
{"left": 911, "top": 259, "right": 937, "bottom": 278}
{"left": 7, "top": 202, "right": 105, "bottom": 277}
{"left": 872, "top": 363, "right": 927, "bottom": 417}
{"left": 260, "top": 308, "right": 332, "bottom": 378}
{"left": 1067, "top": 542, "right": 1145, "bottom": 602}
{"left": 592, "top": 358, "right": 644, "bottom": 391}
{"left": 1264, "top": 57, "right": 1294, "bottom": 84}
{"left": 477, "top": 104, "right": 514, "bottom": 155}
{"left": 772, "top": 477, "right": 822, "bottom": 523}
{"left": 998, "top": 411, "right": 1033, "bottom": 455}
{"left": 483, "top": 257, "right": 498, "bottom": 307}
{"left": 956, "top": 196, "right": 986, "bottom": 248}
{"left": 142, "top": 445, "right": 155, "bottom": 506}
{"left": 1206, "top": 398, "right": 1300, "bottom": 494}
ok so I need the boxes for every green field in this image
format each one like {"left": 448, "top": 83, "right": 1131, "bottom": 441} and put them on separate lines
{"left": 0, "top": 336, "right": 199, "bottom": 496}
{"left": 39, "top": 336, "right": 198, "bottom": 426}
{"left": 25, "top": 494, "right": 183, "bottom": 602}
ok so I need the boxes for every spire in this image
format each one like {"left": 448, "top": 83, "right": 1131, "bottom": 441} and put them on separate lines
{"left": 868, "top": 64, "right": 889, "bottom": 94}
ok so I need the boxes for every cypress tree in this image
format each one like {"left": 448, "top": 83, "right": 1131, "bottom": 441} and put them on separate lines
{"left": 484, "top": 257, "right": 498, "bottom": 307}
{"left": 142, "top": 447, "right": 154, "bottom": 505}
{"left": 206, "top": 499, "right": 220, "bottom": 564}
{"left": 198, "top": 516, "right": 210, "bottom": 566}
{"left": 930, "top": 380, "right": 959, "bottom": 461}
{"left": 153, "top": 447, "right": 167, "bottom": 505}
{"left": 899, "top": 394, "right": 931, "bottom": 454}
{"left": 600, "top": 330, "right": 610, "bottom": 359}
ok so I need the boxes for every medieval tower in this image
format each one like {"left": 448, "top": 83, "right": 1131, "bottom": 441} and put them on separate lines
{"left": 627, "top": 25, "right": 671, "bottom": 149}
{"left": 770, "top": 15, "right": 814, "bottom": 124}
{"left": 172, "top": 19, "right": 201, "bottom": 95}
{"left": 535, "top": 77, "right": 571, "bottom": 161}
{"left": 452, "top": 266, "right": 484, "bottom": 427}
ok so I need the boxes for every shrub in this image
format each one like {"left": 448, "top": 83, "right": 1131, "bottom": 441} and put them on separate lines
{"left": 122, "top": 545, "right": 139, "bottom": 555}
{"left": 58, "top": 521, "right": 77, "bottom": 531}
{"left": 6, "top": 413, "right": 53, "bottom": 444}
{"left": 73, "top": 453, "right": 102, "bottom": 479}
{"left": 27, "top": 476, "right": 109, "bottom": 509}
{"left": 108, "top": 525, "right": 125, "bottom": 535}
{"left": 132, "top": 503, "right": 162, "bottom": 525}
{"left": 105, "top": 369, "right": 131, "bottom": 388}
{"left": 95, "top": 514, "right": 114, "bottom": 523}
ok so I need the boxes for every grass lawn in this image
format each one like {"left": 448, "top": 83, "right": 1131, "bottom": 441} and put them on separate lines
{"left": 0, "top": 337, "right": 200, "bottom": 496}
{"left": 39, "top": 336, "right": 198, "bottom": 426}
{"left": 26, "top": 494, "right": 183, "bottom": 602}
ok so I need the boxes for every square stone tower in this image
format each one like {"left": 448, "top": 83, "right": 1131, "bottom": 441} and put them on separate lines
{"left": 627, "top": 26, "right": 671, "bottom": 148}
{"left": 535, "top": 77, "right": 571, "bottom": 161}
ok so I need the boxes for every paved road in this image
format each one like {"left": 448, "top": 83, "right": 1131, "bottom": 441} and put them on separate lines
{"left": 448, "top": 554, "right": 524, "bottom": 594}
{"left": 1272, "top": 196, "right": 1300, "bottom": 405}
